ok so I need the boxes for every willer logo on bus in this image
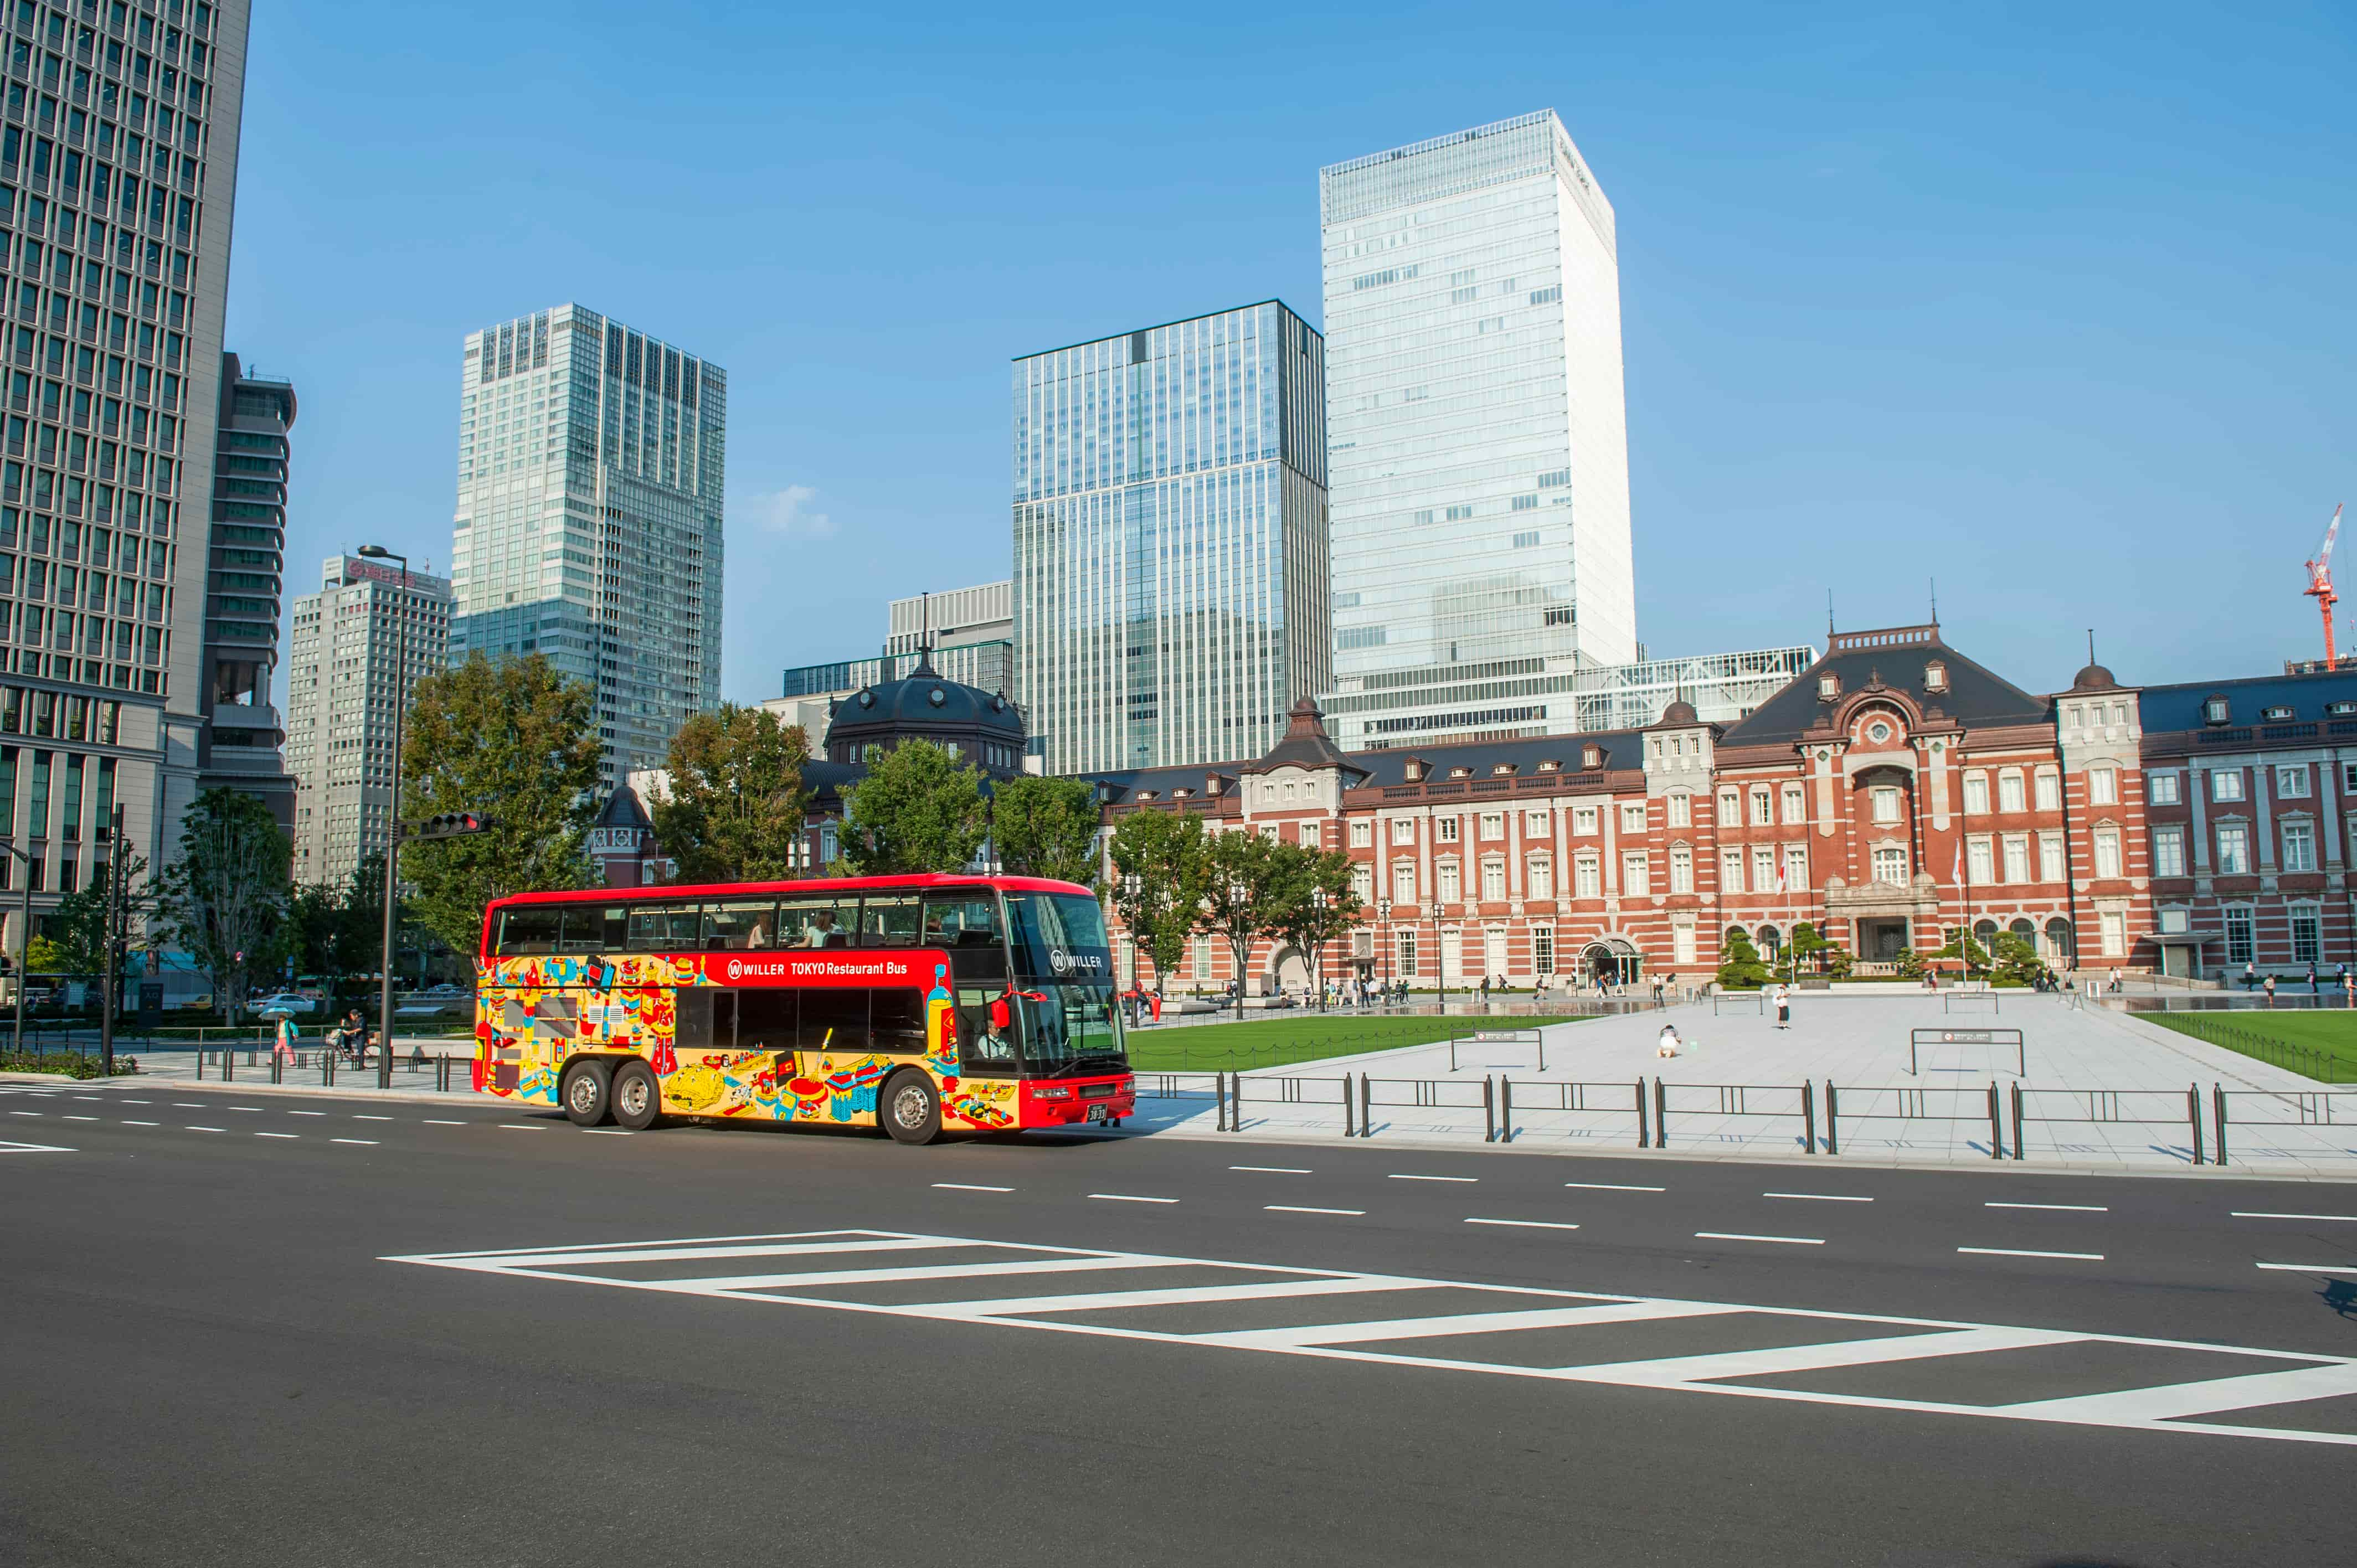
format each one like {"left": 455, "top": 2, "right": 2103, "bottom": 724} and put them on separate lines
{"left": 720, "top": 954, "right": 923, "bottom": 987}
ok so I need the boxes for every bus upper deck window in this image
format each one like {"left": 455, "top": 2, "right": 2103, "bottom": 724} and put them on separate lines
{"left": 557, "top": 907, "right": 624, "bottom": 953}
{"left": 922, "top": 894, "right": 1001, "bottom": 946}
{"left": 497, "top": 905, "right": 562, "bottom": 955}
{"left": 627, "top": 904, "right": 702, "bottom": 951}
{"left": 859, "top": 895, "right": 923, "bottom": 947}
{"left": 778, "top": 898, "right": 853, "bottom": 947}
{"left": 703, "top": 900, "right": 779, "bottom": 950}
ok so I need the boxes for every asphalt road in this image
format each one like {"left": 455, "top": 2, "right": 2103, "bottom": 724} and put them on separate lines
{"left": 6, "top": 1077, "right": 2356, "bottom": 1567}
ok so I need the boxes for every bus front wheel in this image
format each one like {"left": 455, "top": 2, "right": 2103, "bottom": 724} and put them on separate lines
{"left": 561, "top": 1058, "right": 613, "bottom": 1127}
{"left": 881, "top": 1071, "right": 940, "bottom": 1146}
{"left": 611, "top": 1061, "right": 662, "bottom": 1132}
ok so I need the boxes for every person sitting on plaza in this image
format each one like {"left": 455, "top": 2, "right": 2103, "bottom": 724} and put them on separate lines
{"left": 1656, "top": 1021, "right": 1682, "bottom": 1058}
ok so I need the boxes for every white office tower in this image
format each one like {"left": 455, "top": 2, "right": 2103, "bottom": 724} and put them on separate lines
{"left": 451, "top": 306, "right": 725, "bottom": 787}
{"left": 0, "top": 3, "right": 254, "bottom": 952}
{"left": 285, "top": 556, "right": 452, "bottom": 887}
{"left": 1320, "top": 110, "right": 1636, "bottom": 750}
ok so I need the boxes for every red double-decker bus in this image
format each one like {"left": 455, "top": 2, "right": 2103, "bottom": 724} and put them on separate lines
{"left": 473, "top": 874, "right": 1135, "bottom": 1144}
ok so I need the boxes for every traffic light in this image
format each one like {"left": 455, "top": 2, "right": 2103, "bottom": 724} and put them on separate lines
{"left": 405, "top": 812, "right": 496, "bottom": 841}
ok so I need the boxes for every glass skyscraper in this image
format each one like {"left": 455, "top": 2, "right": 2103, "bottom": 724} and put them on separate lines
{"left": 450, "top": 305, "right": 725, "bottom": 786}
{"left": 1012, "top": 302, "right": 1327, "bottom": 775}
{"left": 1319, "top": 110, "right": 1636, "bottom": 750}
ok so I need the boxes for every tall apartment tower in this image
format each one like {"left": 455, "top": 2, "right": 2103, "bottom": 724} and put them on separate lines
{"left": 1013, "top": 302, "right": 1329, "bottom": 775}
{"left": 196, "top": 350, "right": 291, "bottom": 824}
{"left": 0, "top": 2, "right": 255, "bottom": 950}
{"left": 285, "top": 555, "right": 451, "bottom": 888}
{"left": 450, "top": 305, "right": 725, "bottom": 786}
{"left": 1319, "top": 110, "right": 1636, "bottom": 750}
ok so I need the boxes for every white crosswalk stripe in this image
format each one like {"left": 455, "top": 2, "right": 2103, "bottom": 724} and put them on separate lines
{"left": 385, "top": 1229, "right": 2357, "bottom": 1447}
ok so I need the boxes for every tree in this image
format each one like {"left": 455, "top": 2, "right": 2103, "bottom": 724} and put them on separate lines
{"left": 1936, "top": 929, "right": 1993, "bottom": 978}
{"left": 992, "top": 775, "right": 1102, "bottom": 887}
{"left": 23, "top": 934, "right": 65, "bottom": 974}
{"left": 156, "top": 787, "right": 293, "bottom": 1026}
{"left": 838, "top": 740, "right": 987, "bottom": 875}
{"left": 1107, "top": 809, "right": 1209, "bottom": 993}
{"left": 50, "top": 847, "right": 155, "bottom": 977}
{"left": 1785, "top": 921, "right": 1829, "bottom": 979}
{"left": 1199, "top": 828, "right": 1285, "bottom": 1017}
{"left": 1264, "top": 844, "right": 1364, "bottom": 1006}
{"left": 1991, "top": 931, "right": 2042, "bottom": 986}
{"left": 400, "top": 652, "right": 601, "bottom": 955}
{"left": 286, "top": 866, "right": 388, "bottom": 1002}
{"left": 1716, "top": 925, "right": 1768, "bottom": 991}
{"left": 649, "top": 704, "right": 811, "bottom": 885}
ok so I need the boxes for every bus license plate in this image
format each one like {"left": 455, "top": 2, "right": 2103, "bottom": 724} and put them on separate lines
{"left": 1085, "top": 1104, "right": 1110, "bottom": 1122}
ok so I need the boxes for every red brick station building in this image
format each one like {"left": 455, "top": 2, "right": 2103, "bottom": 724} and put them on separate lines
{"left": 599, "top": 625, "right": 2357, "bottom": 991}
{"left": 1086, "top": 622, "right": 2357, "bottom": 993}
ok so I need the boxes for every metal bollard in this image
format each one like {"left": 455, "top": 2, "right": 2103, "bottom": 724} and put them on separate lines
{"left": 271, "top": 1051, "right": 282, "bottom": 1086}
{"left": 1358, "top": 1072, "right": 1372, "bottom": 1138}
{"left": 223, "top": 1046, "right": 234, "bottom": 1082}
{"left": 1802, "top": 1080, "right": 1816, "bottom": 1154}
{"left": 1449, "top": 1035, "right": 1459, "bottom": 1074}
{"left": 2188, "top": 1083, "right": 2205, "bottom": 1166}
{"left": 1483, "top": 1076, "right": 1495, "bottom": 1143}
{"left": 2010, "top": 1081, "right": 2025, "bottom": 1160}
{"left": 1824, "top": 1081, "right": 1839, "bottom": 1156}
{"left": 1228, "top": 1072, "right": 1241, "bottom": 1133}
{"left": 1653, "top": 1077, "right": 1668, "bottom": 1148}
{"left": 1343, "top": 1078, "right": 1355, "bottom": 1138}
{"left": 1988, "top": 1081, "right": 2004, "bottom": 1160}
{"left": 2212, "top": 1083, "right": 2228, "bottom": 1167}
{"left": 1499, "top": 1076, "right": 1512, "bottom": 1143}
{"left": 1636, "top": 1078, "right": 1650, "bottom": 1148}
{"left": 1214, "top": 1072, "right": 1228, "bottom": 1132}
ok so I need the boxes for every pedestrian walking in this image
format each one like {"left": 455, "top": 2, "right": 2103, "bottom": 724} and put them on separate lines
{"left": 1479, "top": 976, "right": 1490, "bottom": 1003}
{"left": 2308, "top": 962, "right": 2319, "bottom": 996}
{"left": 2263, "top": 974, "right": 2277, "bottom": 1008}
{"left": 1773, "top": 982, "right": 1792, "bottom": 1030}
{"left": 2243, "top": 961, "right": 2259, "bottom": 992}
{"left": 2344, "top": 972, "right": 2353, "bottom": 1010}
{"left": 272, "top": 1011, "right": 297, "bottom": 1069}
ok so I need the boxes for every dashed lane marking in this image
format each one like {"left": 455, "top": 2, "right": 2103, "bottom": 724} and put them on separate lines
{"left": 2256, "top": 1262, "right": 2357, "bottom": 1275}
{"left": 120, "top": 1120, "right": 156, "bottom": 1127}
{"left": 423, "top": 1119, "right": 466, "bottom": 1126}
{"left": 1697, "top": 1232, "right": 1824, "bottom": 1246}
{"left": 1565, "top": 1182, "right": 1664, "bottom": 1193}
{"left": 1958, "top": 1247, "right": 2104, "bottom": 1261}
{"left": 256, "top": 1132, "right": 297, "bottom": 1140}
{"left": 1764, "top": 1193, "right": 1871, "bottom": 1203}
{"left": 1231, "top": 1165, "right": 1311, "bottom": 1174}
{"left": 934, "top": 1183, "right": 1014, "bottom": 1193}
{"left": 0, "top": 1138, "right": 73, "bottom": 1152}
{"left": 332, "top": 1138, "right": 378, "bottom": 1146}
{"left": 387, "top": 1229, "right": 2357, "bottom": 1448}
{"left": 1390, "top": 1174, "right": 1478, "bottom": 1183}
{"left": 1090, "top": 1193, "right": 1178, "bottom": 1205}
{"left": 2236, "top": 1213, "right": 2357, "bottom": 1224}
{"left": 353, "top": 1115, "right": 392, "bottom": 1122}
{"left": 62, "top": 1115, "right": 96, "bottom": 1121}
{"left": 186, "top": 1126, "right": 227, "bottom": 1134}
{"left": 1466, "top": 1218, "right": 1581, "bottom": 1231}
{"left": 9, "top": 1110, "right": 44, "bottom": 1116}
{"left": 1267, "top": 1205, "right": 1365, "bottom": 1216}
{"left": 288, "top": 1111, "right": 326, "bottom": 1117}
{"left": 1988, "top": 1203, "right": 2108, "bottom": 1213}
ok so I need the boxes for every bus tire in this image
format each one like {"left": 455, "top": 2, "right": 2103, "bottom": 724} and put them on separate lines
{"left": 881, "top": 1070, "right": 940, "bottom": 1146}
{"left": 560, "top": 1057, "right": 613, "bottom": 1127}
{"left": 611, "top": 1061, "right": 662, "bottom": 1131}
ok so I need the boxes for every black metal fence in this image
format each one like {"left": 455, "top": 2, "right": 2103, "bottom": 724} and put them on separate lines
{"left": 2143, "top": 1013, "right": 2357, "bottom": 1085}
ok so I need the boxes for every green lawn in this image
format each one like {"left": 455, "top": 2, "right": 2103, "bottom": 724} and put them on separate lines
{"left": 1123, "top": 1013, "right": 1582, "bottom": 1072}
{"left": 2144, "top": 1010, "right": 2357, "bottom": 1084}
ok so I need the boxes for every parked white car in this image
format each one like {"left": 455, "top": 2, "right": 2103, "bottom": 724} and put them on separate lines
{"left": 253, "top": 993, "right": 322, "bottom": 1018}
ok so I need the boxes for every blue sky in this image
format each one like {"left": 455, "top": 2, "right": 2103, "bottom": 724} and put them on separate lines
{"left": 226, "top": 1, "right": 2355, "bottom": 706}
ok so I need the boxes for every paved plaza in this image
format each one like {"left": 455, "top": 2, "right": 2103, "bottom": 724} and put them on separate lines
{"left": 1129, "top": 992, "right": 2357, "bottom": 1175}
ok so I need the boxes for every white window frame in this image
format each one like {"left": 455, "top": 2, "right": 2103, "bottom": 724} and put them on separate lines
{"left": 1672, "top": 924, "right": 1697, "bottom": 965}
{"left": 1998, "top": 770, "right": 2025, "bottom": 813}
{"left": 1572, "top": 804, "right": 1599, "bottom": 835}
{"left": 2210, "top": 769, "right": 2245, "bottom": 803}
{"left": 2003, "top": 834, "right": 2029, "bottom": 884}
{"left": 1872, "top": 844, "right": 1909, "bottom": 885}
{"left": 1962, "top": 772, "right": 1989, "bottom": 814}
{"left": 1784, "top": 846, "right": 1808, "bottom": 891}
{"left": 2093, "top": 826, "right": 2122, "bottom": 879}
{"left": 1622, "top": 850, "right": 1651, "bottom": 898}
{"left": 1436, "top": 860, "right": 1462, "bottom": 903}
{"left": 1526, "top": 855, "right": 1553, "bottom": 899}
{"left": 1669, "top": 844, "right": 1693, "bottom": 894}
{"left": 2099, "top": 910, "right": 2126, "bottom": 957}
{"left": 1480, "top": 858, "right": 1506, "bottom": 901}
{"left": 2216, "top": 822, "right": 2251, "bottom": 875}
{"left": 2283, "top": 818, "right": 2317, "bottom": 873}
{"left": 1871, "top": 786, "right": 1902, "bottom": 825}
{"left": 1574, "top": 853, "right": 1601, "bottom": 899}
{"left": 2088, "top": 766, "right": 2118, "bottom": 807}
{"left": 1665, "top": 793, "right": 1691, "bottom": 828}
{"left": 1619, "top": 802, "right": 1648, "bottom": 834}
{"left": 2034, "top": 770, "right": 2061, "bottom": 811}
{"left": 1749, "top": 787, "right": 1773, "bottom": 827}
{"left": 1479, "top": 812, "right": 1505, "bottom": 842}
{"left": 1780, "top": 783, "right": 1805, "bottom": 824}
{"left": 1968, "top": 835, "right": 1995, "bottom": 884}
{"left": 1392, "top": 862, "right": 1416, "bottom": 904}
{"left": 1720, "top": 847, "right": 1744, "bottom": 893}
{"left": 2291, "top": 904, "right": 2322, "bottom": 964}
{"left": 1437, "top": 816, "right": 1461, "bottom": 843}
{"left": 1751, "top": 845, "right": 1777, "bottom": 891}
{"left": 1523, "top": 808, "right": 1551, "bottom": 837}
{"left": 2278, "top": 765, "right": 2312, "bottom": 799}
{"left": 1349, "top": 819, "right": 1372, "bottom": 848}
{"left": 2151, "top": 826, "right": 2184, "bottom": 879}
{"left": 1390, "top": 817, "right": 1416, "bottom": 845}
{"left": 2147, "top": 772, "right": 2179, "bottom": 806}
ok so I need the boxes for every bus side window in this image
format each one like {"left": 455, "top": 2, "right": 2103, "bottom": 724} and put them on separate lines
{"left": 703, "top": 900, "right": 778, "bottom": 951}
{"left": 677, "top": 991, "right": 737, "bottom": 1052}
{"left": 738, "top": 989, "right": 797, "bottom": 1054}
{"left": 557, "top": 907, "right": 622, "bottom": 954}
{"left": 799, "top": 987, "right": 871, "bottom": 1055}
{"left": 497, "top": 906, "right": 562, "bottom": 955}
{"left": 627, "top": 904, "right": 702, "bottom": 951}
{"left": 922, "top": 895, "right": 1001, "bottom": 947}
{"left": 859, "top": 895, "right": 922, "bottom": 947}
{"left": 871, "top": 988, "right": 928, "bottom": 1054}
{"left": 778, "top": 898, "right": 852, "bottom": 948}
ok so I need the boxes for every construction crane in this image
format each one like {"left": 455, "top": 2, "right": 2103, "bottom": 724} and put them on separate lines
{"left": 2306, "top": 504, "right": 2345, "bottom": 666}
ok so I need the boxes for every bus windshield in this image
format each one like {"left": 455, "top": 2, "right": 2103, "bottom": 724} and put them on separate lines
{"left": 1002, "top": 893, "right": 1125, "bottom": 1071}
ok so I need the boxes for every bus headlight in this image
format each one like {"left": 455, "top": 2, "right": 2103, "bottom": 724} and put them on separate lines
{"left": 1034, "top": 1085, "right": 1073, "bottom": 1100}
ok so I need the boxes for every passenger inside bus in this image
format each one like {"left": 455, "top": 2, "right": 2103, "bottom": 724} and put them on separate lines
{"left": 796, "top": 911, "right": 840, "bottom": 947}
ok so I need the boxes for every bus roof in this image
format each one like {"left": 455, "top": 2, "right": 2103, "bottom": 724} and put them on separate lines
{"left": 485, "top": 873, "right": 1094, "bottom": 913}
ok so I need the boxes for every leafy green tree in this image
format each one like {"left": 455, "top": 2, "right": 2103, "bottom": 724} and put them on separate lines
{"left": 400, "top": 652, "right": 601, "bottom": 955}
{"left": 156, "top": 787, "right": 293, "bottom": 1026}
{"left": 1892, "top": 943, "right": 1926, "bottom": 980}
{"left": 50, "top": 847, "right": 154, "bottom": 977}
{"left": 650, "top": 704, "right": 811, "bottom": 885}
{"left": 1716, "top": 925, "right": 1768, "bottom": 991}
{"left": 286, "top": 866, "right": 390, "bottom": 1003}
{"left": 1785, "top": 921, "right": 1828, "bottom": 979}
{"left": 1935, "top": 929, "right": 1993, "bottom": 977}
{"left": 992, "top": 775, "right": 1102, "bottom": 887}
{"left": 1106, "top": 809, "right": 1208, "bottom": 993}
{"left": 1991, "top": 931, "right": 2042, "bottom": 986}
{"left": 838, "top": 740, "right": 986, "bottom": 874}
{"left": 1264, "top": 843, "right": 1364, "bottom": 1003}
{"left": 1198, "top": 828, "right": 1285, "bottom": 1016}
{"left": 23, "top": 933, "right": 65, "bottom": 974}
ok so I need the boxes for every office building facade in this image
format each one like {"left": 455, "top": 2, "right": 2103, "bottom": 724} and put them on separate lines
{"left": 1320, "top": 110, "right": 1636, "bottom": 750}
{"left": 0, "top": 1, "right": 254, "bottom": 950}
{"left": 1013, "top": 301, "right": 1329, "bottom": 775}
{"left": 196, "top": 350, "right": 289, "bottom": 823}
{"left": 450, "top": 304, "right": 725, "bottom": 786}
{"left": 285, "top": 554, "right": 451, "bottom": 887}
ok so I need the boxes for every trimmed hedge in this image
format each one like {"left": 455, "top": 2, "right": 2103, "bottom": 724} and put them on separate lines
{"left": 0, "top": 1051, "right": 140, "bottom": 1079}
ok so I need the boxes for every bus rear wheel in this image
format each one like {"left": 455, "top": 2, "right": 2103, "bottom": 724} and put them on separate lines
{"left": 881, "top": 1071, "right": 940, "bottom": 1146}
{"left": 611, "top": 1061, "right": 662, "bottom": 1131}
{"left": 561, "top": 1058, "right": 613, "bottom": 1127}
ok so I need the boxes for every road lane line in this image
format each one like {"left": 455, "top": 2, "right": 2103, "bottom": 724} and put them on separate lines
{"left": 1231, "top": 1165, "right": 1311, "bottom": 1174}
{"left": 500, "top": 1124, "right": 546, "bottom": 1131}
{"left": 1089, "top": 1193, "right": 1177, "bottom": 1204}
{"left": 2003, "top": 1362, "right": 2357, "bottom": 1423}
{"left": 120, "top": 1120, "right": 157, "bottom": 1126}
{"left": 1987, "top": 1203, "right": 2108, "bottom": 1212}
{"left": 1390, "top": 1174, "right": 1478, "bottom": 1183}
{"left": 332, "top": 1138, "right": 379, "bottom": 1146}
{"left": 256, "top": 1132, "right": 297, "bottom": 1139}
{"left": 1206, "top": 1298, "right": 1741, "bottom": 1350}
{"left": 353, "top": 1115, "right": 392, "bottom": 1121}
{"left": 288, "top": 1111, "right": 326, "bottom": 1117}
{"left": 933, "top": 1183, "right": 1014, "bottom": 1193}
{"left": 1466, "top": 1218, "right": 1581, "bottom": 1231}
{"left": 581, "top": 1129, "right": 634, "bottom": 1136}
{"left": 1565, "top": 1182, "right": 1665, "bottom": 1192}
{"left": 1764, "top": 1193, "right": 1872, "bottom": 1203}
{"left": 1696, "top": 1232, "right": 1823, "bottom": 1246}
{"left": 71, "top": 1095, "right": 100, "bottom": 1100}
{"left": 1958, "top": 1247, "right": 2104, "bottom": 1261}
{"left": 2236, "top": 1212, "right": 2357, "bottom": 1223}
{"left": 228, "top": 1107, "right": 263, "bottom": 1113}
{"left": 187, "top": 1126, "right": 227, "bottom": 1133}
{"left": 1267, "top": 1205, "right": 1365, "bottom": 1216}
{"left": 682, "top": 1257, "right": 1195, "bottom": 1293}
{"left": 120, "top": 1099, "right": 151, "bottom": 1103}
{"left": 8, "top": 1111, "right": 43, "bottom": 1116}
{"left": 1564, "top": 1326, "right": 2083, "bottom": 1388}
{"left": 62, "top": 1115, "right": 96, "bottom": 1121}
{"left": 171, "top": 1103, "right": 204, "bottom": 1108}
{"left": 2256, "top": 1262, "right": 2357, "bottom": 1275}
{"left": 938, "top": 1276, "right": 1404, "bottom": 1318}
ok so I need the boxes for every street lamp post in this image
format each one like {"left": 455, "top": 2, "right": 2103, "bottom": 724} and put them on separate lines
{"left": 1310, "top": 886, "right": 1330, "bottom": 1012}
{"left": 358, "top": 544, "right": 408, "bottom": 1089}
{"left": 3, "top": 843, "right": 31, "bottom": 1054}
{"left": 98, "top": 804, "right": 123, "bottom": 1076}
{"left": 1229, "top": 880, "right": 1249, "bottom": 1020}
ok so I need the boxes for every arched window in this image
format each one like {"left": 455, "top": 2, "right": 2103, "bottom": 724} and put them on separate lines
{"left": 2044, "top": 917, "right": 2074, "bottom": 960}
{"left": 1757, "top": 925, "right": 1782, "bottom": 957}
